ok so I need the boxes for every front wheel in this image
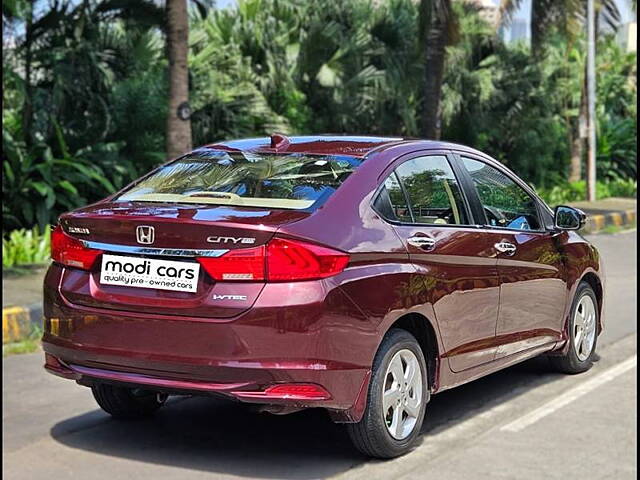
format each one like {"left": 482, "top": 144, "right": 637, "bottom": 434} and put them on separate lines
{"left": 549, "top": 282, "right": 599, "bottom": 374}
{"left": 347, "top": 329, "right": 428, "bottom": 458}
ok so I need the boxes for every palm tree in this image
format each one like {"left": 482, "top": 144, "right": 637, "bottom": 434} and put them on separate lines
{"left": 500, "top": 0, "right": 622, "bottom": 182}
{"left": 419, "top": 0, "right": 457, "bottom": 140}
{"left": 166, "top": 0, "right": 192, "bottom": 159}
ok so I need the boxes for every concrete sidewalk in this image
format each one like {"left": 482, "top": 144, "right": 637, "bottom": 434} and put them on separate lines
{"left": 2, "top": 268, "right": 46, "bottom": 343}
{"left": 568, "top": 197, "right": 637, "bottom": 233}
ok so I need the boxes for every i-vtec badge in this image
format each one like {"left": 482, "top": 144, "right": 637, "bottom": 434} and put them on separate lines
{"left": 67, "top": 226, "right": 90, "bottom": 235}
{"left": 212, "top": 294, "right": 248, "bottom": 301}
{"left": 206, "top": 236, "right": 256, "bottom": 245}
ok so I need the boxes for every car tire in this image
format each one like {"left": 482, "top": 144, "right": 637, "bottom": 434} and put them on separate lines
{"left": 346, "top": 329, "right": 429, "bottom": 459}
{"left": 548, "top": 282, "right": 599, "bottom": 374}
{"left": 92, "top": 384, "right": 166, "bottom": 419}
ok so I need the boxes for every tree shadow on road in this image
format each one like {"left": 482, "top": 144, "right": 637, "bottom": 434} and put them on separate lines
{"left": 50, "top": 356, "right": 569, "bottom": 478}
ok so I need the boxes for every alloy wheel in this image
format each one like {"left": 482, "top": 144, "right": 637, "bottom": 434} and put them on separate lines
{"left": 382, "top": 349, "right": 423, "bottom": 440}
{"left": 574, "top": 295, "right": 597, "bottom": 361}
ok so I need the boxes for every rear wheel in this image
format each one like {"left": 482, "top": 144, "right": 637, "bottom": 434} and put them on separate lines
{"left": 92, "top": 384, "right": 167, "bottom": 419}
{"left": 549, "top": 282, "right": 599, "bottom": 374}
{"left": 347, "top": 329, "right": 428, "bottom": 458}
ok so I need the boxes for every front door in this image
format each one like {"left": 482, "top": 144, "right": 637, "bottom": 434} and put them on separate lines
{"left": 458, "top": 156, "right": 567, "bottom": 359}
{"left": 375, "top": 153, "right": 501, "bottom": 372}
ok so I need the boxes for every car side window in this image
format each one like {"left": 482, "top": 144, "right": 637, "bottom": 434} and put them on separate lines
{"left": 394, "top": 156, "right": 469, "bottom": 225}
{"left": 374, "top": 173, "right": 412, "bottom": 222}
{"left": 461, "top": 157, "right": 541, "bottom": 231}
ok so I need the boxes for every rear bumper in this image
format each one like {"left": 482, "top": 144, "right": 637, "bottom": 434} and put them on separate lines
{"left": 44, "top": 353, "right": 346, "bottom": 404}
{"left": 42, "top": 265, "right": 375, "bottom": 422}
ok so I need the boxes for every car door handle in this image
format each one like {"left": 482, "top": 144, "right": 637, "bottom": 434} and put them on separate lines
{"left": 495, "top": 242, "right": 517, "bottom": 255}
{"left": 407, "top": 236, "right": 436, "bottom": 249}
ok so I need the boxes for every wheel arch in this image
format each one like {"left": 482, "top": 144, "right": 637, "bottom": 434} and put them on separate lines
{"left": 580, "top": 271, "right": 604, "bottom": 333}
{"left": 552, "top": 269, "right": 605, "bottom": 357}
{"left": 330, "top": 308, "right": 443, "bottom": 424}
{"left": 385, "top": 313, "right": 440, "bottom": 393}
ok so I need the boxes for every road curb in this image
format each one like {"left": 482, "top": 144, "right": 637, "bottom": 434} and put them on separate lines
{"left": 2, "top": 304, "right": 43, "bottom": 344}
{"left": 582, "top": 209, "right": 636, "bottom": 233}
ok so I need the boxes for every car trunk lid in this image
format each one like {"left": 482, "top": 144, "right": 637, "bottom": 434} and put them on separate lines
{"left": 57, "top": 202, "right": 309, "bottom": 318}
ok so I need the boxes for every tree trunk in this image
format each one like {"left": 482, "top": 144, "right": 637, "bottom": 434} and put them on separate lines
{"left": 22, "top": 0, "right": 34, "bottom": 148}
{"left": 165, "top": 0, "right": 192, "bottom": 159}
{"left": 586, "top": 0, "right": 597, "bottom": 201}
{"left": 421, "top": 0, "right": 450, "bottom": 140}
{"left": 569, "top": 79, "right": 588, "bottom": 183}
{"left": 568, "top": 126, "right": 583, "bottom": 183}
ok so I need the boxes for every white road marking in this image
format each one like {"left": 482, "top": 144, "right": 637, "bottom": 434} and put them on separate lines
{"left": 500, "top": 355, "right": 637, "bottom": 433}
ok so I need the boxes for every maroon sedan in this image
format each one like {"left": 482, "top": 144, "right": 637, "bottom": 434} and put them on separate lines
{"left": 43, "top": 135, "right": 603, "bottom": 458}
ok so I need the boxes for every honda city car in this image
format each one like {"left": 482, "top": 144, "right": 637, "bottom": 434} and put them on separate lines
{"left": 42, "top": 134, "right": 603, "bottom": 458}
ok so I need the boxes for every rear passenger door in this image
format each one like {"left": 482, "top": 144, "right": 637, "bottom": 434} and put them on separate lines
{"left": 456, "top": 155, "right": 567, "bottom": 358}
{"left": 373, "top": 152, "right": 501, "bottom": 372}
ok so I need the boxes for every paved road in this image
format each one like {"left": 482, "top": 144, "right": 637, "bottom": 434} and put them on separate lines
{"left": 3, "top": 231, "right": 636, "bottom": 480}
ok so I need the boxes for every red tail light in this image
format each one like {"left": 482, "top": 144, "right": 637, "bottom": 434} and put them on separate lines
{"left": 197, "top": 237, "right": 348, "bottom": 282}
{"left": 266, "top": 238, "right": 349, "bottom": 281}
{"left": 51, "top": 225, "right": 102, "bottom": 270}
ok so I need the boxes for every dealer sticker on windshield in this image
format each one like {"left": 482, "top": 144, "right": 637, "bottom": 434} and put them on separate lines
{"left": 100, "top": 254, "right": 200, "bottom": 293}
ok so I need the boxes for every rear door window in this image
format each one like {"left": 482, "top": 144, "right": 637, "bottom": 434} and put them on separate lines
{"left": 394, "top": 156, "right": 469, "bottom": 225}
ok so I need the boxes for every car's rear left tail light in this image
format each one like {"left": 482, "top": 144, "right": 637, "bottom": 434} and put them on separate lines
{"left": 51, "top": 225, "right": 102, "bottom": 270}
{"left": 197, "top": 237, "right": 349, "bottom": 282}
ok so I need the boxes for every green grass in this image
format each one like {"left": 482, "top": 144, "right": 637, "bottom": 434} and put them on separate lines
{"left": 593, "top": 222, "right": 637, "bottom": 235}
{"left": 2, "top": 327, "right": 43, "bottom": 357}
{"left": 597, "top": 220, "right": 637, "bottom": 235}
{"left": 600, "top": 224, "right": 624, "bottom": 234}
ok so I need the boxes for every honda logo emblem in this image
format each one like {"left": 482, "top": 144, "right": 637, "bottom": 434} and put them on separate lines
{"left": 136, "top": 225, "right": 155, "bottom": 244}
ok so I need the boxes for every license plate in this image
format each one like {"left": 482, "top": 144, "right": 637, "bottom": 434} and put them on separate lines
{"left": 100, "top": 254, "right": 200, "bottom": 293}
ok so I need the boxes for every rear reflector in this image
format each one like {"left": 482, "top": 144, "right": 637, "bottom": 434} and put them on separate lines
{"left": 197, "top": 237, "right": 348, "bottom": 282}
{"left": 51, "top": 225, "right": 102, "bottom": 270}
{"left": 232, "top": 383, "right": 331, "bottom": 400}
{"left": 264, "top": 383, "right": 331, "bottom": 399}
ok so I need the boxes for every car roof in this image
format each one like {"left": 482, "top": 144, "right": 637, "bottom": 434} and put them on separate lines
{"left": 198, "top": 135, "right": 488, "bottom": 159}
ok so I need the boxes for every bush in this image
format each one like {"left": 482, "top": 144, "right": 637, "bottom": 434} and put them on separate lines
{"left": 2, "top": 226, "right": 51, "bottom": 268}
{"left": 2, "top": 128, "right": 117, "bottom": 232}
{"left": 606, "top": 178, "right": 638, "bottom": 198}
{"left": 537, "top": 179, "right": 637, "bottom": 206}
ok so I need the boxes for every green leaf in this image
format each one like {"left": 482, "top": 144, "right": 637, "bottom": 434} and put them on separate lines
{"left": 31, "top": 182, "right": 50, "bottom": 197}
{"left": 58, "top": 180, "right": 78, "bottom": 195}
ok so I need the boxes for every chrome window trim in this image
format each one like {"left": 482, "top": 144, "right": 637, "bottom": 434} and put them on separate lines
{"left": 81, "top": 241, "right": 229, "bottom": 258}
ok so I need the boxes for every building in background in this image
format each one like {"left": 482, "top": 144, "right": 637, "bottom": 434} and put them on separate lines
{"left": 500, "top": 17, "right": 530, "bottom": 44}
{"left": 617, "top": 21, "right": 637, "bottom": 52}
{"left": 464, "top": 0, "right": 502, "bottom": 29}
{"left": 499, "top": 0, "right": 636, "bottom": 46}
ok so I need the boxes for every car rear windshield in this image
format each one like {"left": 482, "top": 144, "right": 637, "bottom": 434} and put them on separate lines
{"left": 117, "top": 150, "right": 363, "bottom": 210}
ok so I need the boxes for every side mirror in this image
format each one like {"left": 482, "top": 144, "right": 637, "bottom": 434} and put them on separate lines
{"left": 554, "top": 205, "right": 586, "bottom": 230}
